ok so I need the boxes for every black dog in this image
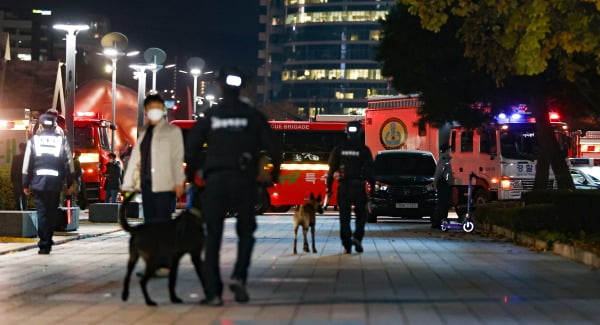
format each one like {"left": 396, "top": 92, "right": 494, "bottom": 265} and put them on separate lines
{"left": 119, "top": 192, "right": 205, "bottom": 306}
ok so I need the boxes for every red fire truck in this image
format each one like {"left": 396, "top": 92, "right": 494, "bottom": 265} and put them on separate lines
{"left": 170, "top": 119, "right": 350, "bottom": 213}
{"left": 72, "top": 112, "right": 114, "bottom": 202}
{"left": 366, "top": 96, "right": 571, "bottom": 205}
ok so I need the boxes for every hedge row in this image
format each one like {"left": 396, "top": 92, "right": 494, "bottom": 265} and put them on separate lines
{"left": 0, "top": 167, "right": 34, "bottom": 210}
{"left": 474, "top": 190, "right": 600, "bottom": 234}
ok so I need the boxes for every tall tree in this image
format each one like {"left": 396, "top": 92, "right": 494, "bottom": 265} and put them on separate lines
{"left": 390, "top": 0, "right": 600, "bottom": 189}
{"left": 377, "top": 5, "right": 494, "bottom": 129}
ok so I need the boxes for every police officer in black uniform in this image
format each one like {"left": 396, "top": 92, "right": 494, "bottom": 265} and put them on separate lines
{"left": 327, "top": 121, "right": 374, "bottom": 254}
{"left": 22, "top": 114, "right": 74, "bottom": 254}
{"left": 185, "top": 67, "right": 281, "bottom": 306}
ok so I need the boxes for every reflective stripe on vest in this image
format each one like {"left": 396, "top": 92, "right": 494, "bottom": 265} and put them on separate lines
{"left": 33, "top": 135, "right": 62, "bottom": 157}
{"left": 36, "top": 169, "right": 60, "bottom": 176}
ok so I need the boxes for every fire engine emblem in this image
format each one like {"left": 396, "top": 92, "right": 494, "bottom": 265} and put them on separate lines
{"left": 380, "top": 118, "right": 408, "bottom": 149}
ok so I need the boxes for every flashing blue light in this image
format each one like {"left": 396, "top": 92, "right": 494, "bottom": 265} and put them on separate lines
{"left": 498, "top": 113, "right": 507, "bottom": 120}
{"left": 511, "top": 113, "right": 522, "bottom": 121}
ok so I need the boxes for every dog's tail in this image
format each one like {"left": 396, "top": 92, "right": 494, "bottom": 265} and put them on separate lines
{"left": 119, "top": 192, "right": 136, "bottom": 233}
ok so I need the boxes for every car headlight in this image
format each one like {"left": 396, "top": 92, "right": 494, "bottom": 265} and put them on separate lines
{"left": 501, "top": 179, "right": 523, "bottom": 190}
{"left": 425, "top": 182, "right": 436, "bottom": 192}
{"left": 374, "top": 181, "right": 389, "bottom": 192}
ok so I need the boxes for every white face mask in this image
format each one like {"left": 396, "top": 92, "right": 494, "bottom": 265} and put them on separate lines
{"left": 146, "top": 108, "right": 164, "bottom": 122}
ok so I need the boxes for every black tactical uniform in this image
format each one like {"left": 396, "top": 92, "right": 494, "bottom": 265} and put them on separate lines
{"left": 22, "top": 114, "right": 74, "bottom": 254}
{"left": 327, "top": 121, "right": 374, "bottom": 254}
{"left": 185, "top": 68, "right": 281, "bottom": 305}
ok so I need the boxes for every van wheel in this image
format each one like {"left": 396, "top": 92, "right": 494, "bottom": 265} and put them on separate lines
{"left": 254, "top": 187, "right": 270, "bottom": 215}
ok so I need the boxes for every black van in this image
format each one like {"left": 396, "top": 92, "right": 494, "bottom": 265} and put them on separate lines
{"left": 368, "top": 150, "right": 438, "bottom": 222}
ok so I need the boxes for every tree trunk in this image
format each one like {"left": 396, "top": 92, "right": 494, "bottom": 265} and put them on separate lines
{"left": 531, "top": 96, "right": 574, "bottom": 190}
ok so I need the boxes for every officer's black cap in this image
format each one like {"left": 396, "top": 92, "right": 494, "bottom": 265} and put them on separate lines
{"left": 217, "top": 67, "right": 245, "bottom": 89}
{"left": 39, "top": 113, "right": 57, "bottom": 127}
{"left": 345, "top": 120, "right": 362, "bottom": 134}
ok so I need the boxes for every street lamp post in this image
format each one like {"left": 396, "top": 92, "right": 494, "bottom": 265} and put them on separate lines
{"left": 129, "top": 64, "right": 154, "bottom": 133}
{"left": 100, "top": 32, "right": 138, "bottom": 151}
{"left": 53, "top": 23, "right": 89, "bottom": 148}
{"left": 186, "top": 57, "right": 205, "bottom": 118}
{"left": 143, "top": 48, "right": 167, "bottom": 92}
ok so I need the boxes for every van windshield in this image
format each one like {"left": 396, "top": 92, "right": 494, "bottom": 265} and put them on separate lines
{"left": 375, "top": 152, "right": 436, "bottom": 176}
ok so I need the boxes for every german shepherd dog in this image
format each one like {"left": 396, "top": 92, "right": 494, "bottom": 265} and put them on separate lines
{"left": 119, "top": 192, "right": 205, "bottom": 306}
{"left": 293, "top": 192, "right": 323, "bottom": 254}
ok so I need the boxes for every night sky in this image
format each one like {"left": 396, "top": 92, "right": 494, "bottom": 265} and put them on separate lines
{"left": 3, "top": 0, "right": 261, "bottom": 71}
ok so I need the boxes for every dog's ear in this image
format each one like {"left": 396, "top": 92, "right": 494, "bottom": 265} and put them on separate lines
{"left": 310, "top": 192, "right": 315, "bottom": 200}
{"left": 317, "top": 193, "right": 322, "bottom": 202}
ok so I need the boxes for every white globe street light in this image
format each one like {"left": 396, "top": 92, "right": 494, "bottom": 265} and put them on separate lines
{"left": 53, "top": 23, "right": 89, "bottom": 148}
{"left": 143, "top": 48, "right": 167, "bottom": 92}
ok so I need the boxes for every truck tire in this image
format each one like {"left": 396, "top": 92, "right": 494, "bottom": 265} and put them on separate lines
{"left": 473, "top": 188, "right": 490, "bottom": 206}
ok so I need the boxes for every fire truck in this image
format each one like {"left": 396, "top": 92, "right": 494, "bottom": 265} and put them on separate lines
{"left": 365, "top": 96, "right": 571, "bottom": 205}
{"left": 577, "top": 131, "right": 600, "bottom": 158}
{"left": 170, "top": 119, "right": 348, "bottom": 213}
{"left": 71, "top": 112, "right": 114, "bottom": 202}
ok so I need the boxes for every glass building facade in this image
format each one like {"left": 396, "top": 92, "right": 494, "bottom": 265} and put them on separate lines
{"left": 258, "top": 0, "right": 395, "bottom": 117}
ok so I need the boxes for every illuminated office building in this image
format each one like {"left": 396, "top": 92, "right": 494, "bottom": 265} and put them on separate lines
{"left": 258, "top": 0, "right": 395, "bottom": 116}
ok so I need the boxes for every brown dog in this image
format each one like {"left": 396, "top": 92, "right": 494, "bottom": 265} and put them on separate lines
{"left": 293, "top": 192, "right": 323, "bottom": 254}
{"left": 119, "top": 192, "right": 205, "bottom": 306}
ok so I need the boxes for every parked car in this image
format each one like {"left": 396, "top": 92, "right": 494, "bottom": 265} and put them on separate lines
{"left": 368, "top": 150, "right": 438, "bottom": 223}
{"left": 571, "top": 167, "right": 600, "bottom": 189}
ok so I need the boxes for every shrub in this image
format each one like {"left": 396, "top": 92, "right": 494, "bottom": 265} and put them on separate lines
{"left": 475, "top": 190, "right": 600, "bottom": 234}
{"left": 0, "top": 166, "right": 34, "bottom": 210}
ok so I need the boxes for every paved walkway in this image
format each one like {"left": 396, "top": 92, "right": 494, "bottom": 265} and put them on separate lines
{"left": 0, "top": 213, "right": 598, "bottom": 325}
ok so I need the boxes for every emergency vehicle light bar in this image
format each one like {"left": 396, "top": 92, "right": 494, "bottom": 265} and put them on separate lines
{"left": 75, "top": 112, "right": 103, "bottom": 119}
{"left": 0, "top": 119, "right": 28, "bottom": 130}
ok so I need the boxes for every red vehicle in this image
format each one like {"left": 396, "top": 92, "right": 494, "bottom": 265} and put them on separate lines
{"left": 72, "top": 112, "right": 114, "bottom": 202}
{"left": 170, "top": 119, "right": 348, "bottom": 213}
{"left": 267, "top": 121, "right": 347, "bottom": 212}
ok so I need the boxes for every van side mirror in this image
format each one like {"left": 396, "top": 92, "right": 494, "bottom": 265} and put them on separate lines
{"left": 110, "top": 124, "right": 117, "bottom": 131}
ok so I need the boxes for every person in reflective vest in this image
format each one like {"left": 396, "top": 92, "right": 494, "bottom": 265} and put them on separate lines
{"left": 327, "top": 121, "right": 374, "bottom": 254}
{"left": 22, "top": 113, "right": 74, "bottom": 255}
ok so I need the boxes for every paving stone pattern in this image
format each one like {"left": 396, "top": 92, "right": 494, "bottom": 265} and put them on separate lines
{"left": 0, "top": 215, "right": 598, "bottom": 325}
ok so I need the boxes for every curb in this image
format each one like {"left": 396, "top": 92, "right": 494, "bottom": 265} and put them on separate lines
{"left": 485, "top": 224, "right": 599, "bottom": 269}
{"left": 0, "top": 229, "right": 123, "bottom": 256}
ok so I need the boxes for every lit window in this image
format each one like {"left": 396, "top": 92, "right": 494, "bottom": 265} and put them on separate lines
{"left": 286, "top": 10, "right": 389, "bottom": 25}
{"left": 370, "top": 30, "right": 382, "bottom": 41}
{"left": 282, "top": 69, "right": 385, "bottom": 81}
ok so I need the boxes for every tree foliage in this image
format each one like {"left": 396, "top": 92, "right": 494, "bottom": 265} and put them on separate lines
{"left": 376, "top": 5, "right": 494, "bottom": 128}
{"left": 379, "top": 1, "right": 600, "bottom": 190}
{"left": 402, "top": 0, "right": 600, "bottom": 93}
